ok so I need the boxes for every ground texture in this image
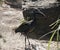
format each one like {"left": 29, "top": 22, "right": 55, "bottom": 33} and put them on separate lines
{"left": 0, "top": 4, "right": 60, "bottom": 50}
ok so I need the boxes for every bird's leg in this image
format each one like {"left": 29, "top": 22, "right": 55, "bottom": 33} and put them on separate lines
{"left": 27, "top": 35, "right": 30, "bottom": 46}
{"left": 25, "top": 36, "right": 27, "bottom": 50}
{"left": 27, "top": 34, "right": 31, "bottom": 50}
{"left": 25, "top": 35, "right": 31, "bottom": 50}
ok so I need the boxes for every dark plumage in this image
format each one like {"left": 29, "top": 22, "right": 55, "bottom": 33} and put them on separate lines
{"left": 15, "top": 22, "right": 32, "bottom": 33}
{"left": 15, "top": 8, "right": 37, "bottom": 34}
{"left": 15, "top": 8, "right": 47, "bottom": 34}
{"left": 15, "top": 20, "right": 36, "bottom": 35}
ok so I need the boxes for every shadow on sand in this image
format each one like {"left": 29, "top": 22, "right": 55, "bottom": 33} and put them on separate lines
{"left": 15, "top": 5, "right": 60, "bottom": 41}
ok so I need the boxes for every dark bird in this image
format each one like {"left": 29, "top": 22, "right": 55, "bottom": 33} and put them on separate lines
{"left": 15, "top": 22, "right": 33, "bottom": 34}
{"left": 15, "top": 8, "right": 37, "bottom": 34}
{"left": 15, "top": 8, "right": 47, "bottom": 50}
{"left": 15, "top": 8, "right": 47, "bottom": 38}
{"left": 15, "top": 17, "right": 36, "bottom": 50}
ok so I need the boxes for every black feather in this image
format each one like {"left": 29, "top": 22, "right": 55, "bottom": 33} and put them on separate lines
{"left": 15, "top": 23, "right": 31, "bottom": 33}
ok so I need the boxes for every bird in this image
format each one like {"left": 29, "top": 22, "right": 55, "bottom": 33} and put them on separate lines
{"left": 15, "top": 18, "right": 36, "bottom": 50}
{"left": 15, "top": 8, "right": 37, "bottom": 34}
{"left": 15, "top": 19, "right": 36, "bottom": 35}
{"left": 15, "top": 22, "right": 32, "bottom": 33}
{"left": 15, "top": 8, "right": 47, "bottom": 50}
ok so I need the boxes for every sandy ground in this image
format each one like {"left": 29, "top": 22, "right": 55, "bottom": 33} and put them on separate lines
{"left": 0, "top": 4, "right": 60, "bottom": 50}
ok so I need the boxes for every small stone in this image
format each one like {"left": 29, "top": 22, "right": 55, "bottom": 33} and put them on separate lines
{"left": 3, "top": 39, "right": 6, "bottom": 43}
{"left": 0, "top": 35, "right": 3, "bottom": 38}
